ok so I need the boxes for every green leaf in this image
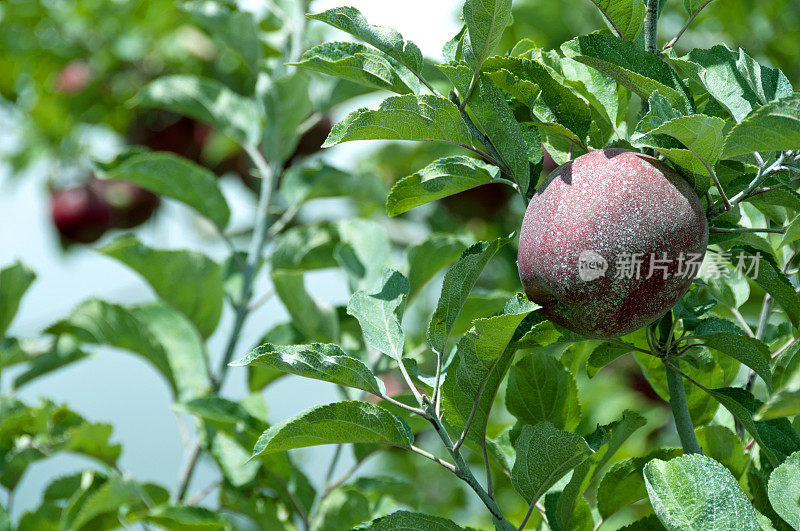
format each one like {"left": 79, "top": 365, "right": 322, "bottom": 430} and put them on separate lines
{"left": 346, "top": 269, "right": 409, "bottom": 362}
{"left": 0, "top": 261, "right": 35, "bottom": 337}
{"left": 12, "top": 339, "right": 88, "bottom": 389}
{"left": 356, "top": 510, "right": 466, "bottom": 530}
{"left": 721, "top": 93, "right": 800, "bottom": 159}
{"left": 293, "top": 42, "right": 415, "bottom": 94}
{"left": 257, "top": 71, "right": 313, "bottom": 162}
{"left": 129, "top": 302, "right": 211, "bottom": 401}
{"left": 767, "top": 450, "right": 800, "bottom": 529}
{"left": 281, "top": 163, "right": 386, "bottom": 208}
{"left": 644, "top": 454, "right": 762, "bottom": 531}
{"left": 46, "top": 300, "right": 211, "bottom": 400}
{"left": 271, "top": 223, "right": 340, "bottom": 271}
{"left": 555, "top": 410, "right": 647, "bottom": 528}
{"left": 137, "top": 505, "right": 227, "bottom": 530}
{"left": 511, "top": 422, "right": 592, "bottom": 506}
{"left": 131, "top": 75, "right": 261, "bottom": 146}
{"left": 587, "top": 342, "right": 634, "bottom": 377}
{"left": 323, "top": 95, "right": 472, "bottom": 148}
{"left": 231, "top": 343, "right": 384, "bottom": 396}
{"left": 252, "top": 401, "right": 412, "bottom": 456}
{"left": 310, "top": 487, "right": 372, "bottom": 531}
{"left": 308, "top": 7, "right": 424, "bottom": 75}
{"left": 0, "top": 503, "right": 9, "bottom": 531}
{"left": 694, "top": 425, "right": 749, "bottom": 480}
{"left": 387, "top": 156, "right": 500, "bottom": 216}
{"left": 597, "top": 448, "right": 682, "bottom": 519}
{"left": 462, "top": 0, "right": 512, "bottom": 71}
{"left": 335, "top": 218, "right": 391, "bottom": 291}
{"left": 506, "top": 354, "right": 581, "bottom": 430}
{"left": 439, "top": 63, "right": 531, "bottom": 193}
{"left": 101, "top": 151, "right": 230, "bottom": 228}
{"left": 633, "top": 113, "right": 726, "bottom": 169}
{"left": 726, "top": 245, "right": 800, "bottom": 327}
{"left": 563, "top": 34, "right": 691, "bottom": 113}
{"left": 757, "top": 365, "right": 800, "bottom": 420}
{"left": 707, "top": 387, "right": 800, "bottom": 467}
{"left": 673, "top": 45, "right": 792, "bottom": 123}
{"left": 588, "top": 0, "right": 645, "bottom": 41}
{"left": 442, "top": 295, "right": 539, "bottom": 442}
{"left": 695, "top": 332, "right": 772, "bottom": 390}
{"left": 272, "top": 270, "right": 339, "bottom": 343}
{"left": 483, "top": 56, "right": 593, "bottom": 141}
{"left": 406, "top": 235, "right": 470, "bottom": 300}
{"left": 71, "top": 477, "right": 148, "bottom": 530}
{"left": 99, "top": 235, "right": 223, "bottom": 338}
{"left": 47, "top": 300, "right": 173, "bottom": 387}
{"left": 427, "top": 237, "right": 510, "bottom": 355}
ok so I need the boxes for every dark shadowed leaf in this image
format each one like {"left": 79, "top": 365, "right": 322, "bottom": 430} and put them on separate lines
{"left": 272, "top": 270, "right": 339, "bottom": 343}
{"left": 563, "top": 34, "right": 692, "bottom": 113}
{"left": 439, "top": 63, "right": 531, "bottom": 193}
{"left": 406, "top": 234, "right": 471, "bottom": 300}
{"left": 428, "top": 236, "right": 510, "bottom": 355}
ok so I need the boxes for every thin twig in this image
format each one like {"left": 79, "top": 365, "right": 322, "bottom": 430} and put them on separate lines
{"left": 188, "top": 482, "right": 220, "bottom": 505}
{"left": 663, "top": 0, "right": 714, "bottom": 50}
{"left": 643, "top": 0, "right": 661, "bottom": 54}
{"left": 176, "top": 444, "right": 202, "bottom": 502}
{"left": 686, "top": 145, "right": 730, "bottom": 211}
{"left": 729, "top": 307, "right": 754, "bottom": 337}
{"left": 772, "top": 331, "right": 800, "bottom": 360}
{"left": 404, "top": 444, "right": 458, "bottom": 473}
{"left": 587, "top": 0, "right": 627, "bottom": 40}
{"left": 708, "top": 152, "right": 789, "bottom": 219}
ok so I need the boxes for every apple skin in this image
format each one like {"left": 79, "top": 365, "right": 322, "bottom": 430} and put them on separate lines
{"left": 50, "top": 185, "right": 114, "bottom": 244}
{"left": 517, "top": 149, "right": 708, "bottom": 338}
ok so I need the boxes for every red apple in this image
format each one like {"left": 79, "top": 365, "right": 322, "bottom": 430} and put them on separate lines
{"left": 517, "top": 149, "right": 708, "bottom": 338}
{"left": 91, "top": 179, "right": 160, "bottom": 229}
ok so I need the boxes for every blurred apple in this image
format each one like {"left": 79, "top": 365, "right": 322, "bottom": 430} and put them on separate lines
{"left": 91, "top": 178, "right": 160, "bottom": 229}
{"left": 50, "top": 185, "right": 113, "bottom": 244}
{"left": 54, "top": 60, "right": 92, "bottom": 94}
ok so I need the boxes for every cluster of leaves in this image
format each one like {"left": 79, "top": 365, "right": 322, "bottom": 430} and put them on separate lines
{"left": 2, "top": 0, "right": 800, "bottom": 530}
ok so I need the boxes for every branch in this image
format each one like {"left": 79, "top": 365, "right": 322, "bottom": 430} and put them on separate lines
{"left": 643, "top": 0, "right": 661, "bottom": 54}
{"left": 663, "top": 0, "right": 715, "bottom": 51}
{"left": 422, "top": 400, "right": 516, "bottom": 531}
{"left": 664, "top": 360, "right": 703, "bottom": 454}
{"left": 709, "top": 226, "right": 785, "bottom": 234}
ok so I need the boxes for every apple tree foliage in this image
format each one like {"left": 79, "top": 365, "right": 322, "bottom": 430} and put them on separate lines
{"left": 2, "top": 0, "right": 800, "bottom": 529}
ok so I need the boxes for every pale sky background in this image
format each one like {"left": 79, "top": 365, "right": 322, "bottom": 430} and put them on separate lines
{"left": 0, "top": 0, "right": 463, "bottom": 520}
